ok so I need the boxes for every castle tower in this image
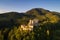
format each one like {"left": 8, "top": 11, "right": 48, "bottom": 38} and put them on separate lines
{"left": 28, "top": 20, "right": 34, "bottom": 26}
{"left": 28, "top": 20, "right": 34, "bottom": 30}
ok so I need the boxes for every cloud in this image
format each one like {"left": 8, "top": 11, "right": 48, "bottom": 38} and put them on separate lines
{"left": 0, "top": 10, "right": 12, "bottom": 13}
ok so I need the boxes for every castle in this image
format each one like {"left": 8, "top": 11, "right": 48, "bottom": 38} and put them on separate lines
{"left": 18, "top": 19, "right": 49, "bottom": 36}
{"left": 19, "top": 19, "right": 39, "bottom": 31}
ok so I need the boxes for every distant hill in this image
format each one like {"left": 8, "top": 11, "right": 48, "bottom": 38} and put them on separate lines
{"left": 0, "top": 8, "right": 60, "bottom": 28}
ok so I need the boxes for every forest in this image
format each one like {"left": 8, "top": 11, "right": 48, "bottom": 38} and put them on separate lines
{"left": 0, "top": 8, "right": 60, "bottom": 40}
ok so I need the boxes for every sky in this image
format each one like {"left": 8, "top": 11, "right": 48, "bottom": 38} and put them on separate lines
{"left": 0, "top": 0, "right": 60, "bottom": 13}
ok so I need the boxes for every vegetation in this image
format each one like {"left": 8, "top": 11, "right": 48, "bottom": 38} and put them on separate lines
{"left": 0, "top": 8, "right": 60, "bottom": 40}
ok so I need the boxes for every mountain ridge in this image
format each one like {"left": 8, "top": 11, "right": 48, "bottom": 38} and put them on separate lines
{"left": 0, "top": 8, "right": 60, "bottom": 27}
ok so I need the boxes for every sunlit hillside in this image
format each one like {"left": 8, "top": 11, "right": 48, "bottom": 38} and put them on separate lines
{"left": 0, "top": 8, "right": 60, "bottom": 40}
